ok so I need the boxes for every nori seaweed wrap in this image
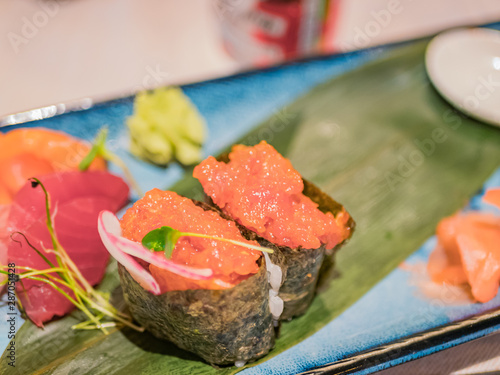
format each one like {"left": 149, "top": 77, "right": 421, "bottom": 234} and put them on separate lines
{"left": 276, "top": 179, "right": 355, "bottom": 318}
{"left": 118, "top": 259, "right": 274, "bottom": 365}
{"left": 113, "top": 189, "right": 275, "bottom": 365}
{"left": 194, "top": 142, "right": 355, "bottom": 320}
{"left": 302, "top": 179, "right": 356, "bottom": 290}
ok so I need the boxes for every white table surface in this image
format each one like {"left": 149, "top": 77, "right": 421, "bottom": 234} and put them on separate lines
{"left": 1, "top": 1, "right": 499, "bottom": 373}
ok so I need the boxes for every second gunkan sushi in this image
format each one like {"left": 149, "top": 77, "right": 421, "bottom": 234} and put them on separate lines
{"left": 194, "top": 141, "right": 355, "bottom": 320}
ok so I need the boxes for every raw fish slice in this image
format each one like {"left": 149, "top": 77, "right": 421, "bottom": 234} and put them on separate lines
{"left": 0, "top": 185, "right": 11, "bottom": 205}
{"left": 456, "top": 214, "right": 500, "bottom": 303}
{"left": 0, "top": 205, "right": 10, "bottom": 286}
{"left": 0, "top": 154, "right": 54, "bottom": 198}
{"left": 0, "top": 128, "right": 106, "bottom": 203}
{"left": 0, "top": 128, "right": 106, "bottom": 171}
{"left": 5, "top": 171, "right": 129, "bottom": 326}
{"left": 429, "top": 212, "right": 500, "bottom": 303}
{"left": 484, "top": 188, "right": 500, "bottom": 209}
{"left": 427, "top": 215, "right": 468, "bottom": 284}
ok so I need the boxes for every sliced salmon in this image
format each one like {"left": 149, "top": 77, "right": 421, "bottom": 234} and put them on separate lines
{"left": 428, "top": 211, "right": 500, "bottom": 303}
{"left": 484, "top": 188, "right": 500, "bottom": 209}
{"left": 0, "top": 128, "right": 106, "bottom": 203}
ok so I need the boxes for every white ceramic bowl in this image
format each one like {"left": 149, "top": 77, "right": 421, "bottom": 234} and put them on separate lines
{"left": 426, "top": 27, "right": 500, "bottom": 127}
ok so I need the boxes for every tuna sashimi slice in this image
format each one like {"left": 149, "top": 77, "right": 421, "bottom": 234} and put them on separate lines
{"left": 5, "top": 171, "right": 129, "bottom": 326}
{"left": 0, "top": 205, "right": 10, "bottom": 287}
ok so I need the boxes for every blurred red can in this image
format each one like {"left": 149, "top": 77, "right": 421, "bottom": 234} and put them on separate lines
{"left": 215, "top": 0, "right": 336, "bottom": 66}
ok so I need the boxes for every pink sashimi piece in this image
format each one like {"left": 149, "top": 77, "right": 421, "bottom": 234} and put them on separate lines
{"left": 456, "top": 234, "right": 500, "bottom": 303}
{"left": 5, "top": 171, "right": 129, "bottom": 327}
{"left": 0, "top": 205, "right": 10, "bottom": 287}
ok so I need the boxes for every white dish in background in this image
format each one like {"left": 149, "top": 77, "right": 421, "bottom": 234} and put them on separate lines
{"left": 426, "top": 27, "right": 500, "bottom": 127}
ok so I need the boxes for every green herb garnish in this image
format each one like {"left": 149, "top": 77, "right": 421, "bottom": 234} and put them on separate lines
{"left": 142, "top": 226, "right": 182, "bottom": 259}
{"left": 79, "top": 127, "right": 143, "bottom": 196}
{"left": 142, "top": 226, "right": 273, "bottom": 259}
{"left": 0, "top": 178, "right": 143, "bottom": 334}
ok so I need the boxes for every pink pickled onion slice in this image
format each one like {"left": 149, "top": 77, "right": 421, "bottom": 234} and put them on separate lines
{"left": 5, "top": 171, "right": 129, "bottom": 327}
{"left": 97, "top": 211, "right": 213, "bottom": 293}
{"left": 98, "top": 211, "right": 160, "bottom": 295}
{"left": 114, "top": 236, "right": 213, "bottom": 279}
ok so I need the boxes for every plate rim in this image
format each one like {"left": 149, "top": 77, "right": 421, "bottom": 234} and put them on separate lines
{"left": 2, "top": 21, "right": 500, "bottom": 375}
{"left": 299, "top": 307, "right": 500, "bottom": 374}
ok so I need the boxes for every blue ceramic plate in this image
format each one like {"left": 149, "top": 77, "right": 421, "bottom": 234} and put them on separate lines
{"left": 2, "top": 23, "right": 500, "bottom": 375}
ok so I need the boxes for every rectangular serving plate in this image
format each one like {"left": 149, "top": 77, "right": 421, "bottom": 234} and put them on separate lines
{"left": 2, "top": 23, "right": 500, "bottom": 375}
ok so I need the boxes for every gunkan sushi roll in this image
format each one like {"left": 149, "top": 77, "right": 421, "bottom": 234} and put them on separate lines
{"left": 193, "top": 141, "right": 355, "bottom": 320}
{"left": 99, "top": 189, "right": 276, "bottom": 365}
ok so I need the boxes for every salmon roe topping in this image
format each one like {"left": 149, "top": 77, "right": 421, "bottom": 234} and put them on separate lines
{"left": 120, "top": 189, "right": 260, "bottom": 292}
{"left": 194, "top": 141, "right": 347, "bottom": 250}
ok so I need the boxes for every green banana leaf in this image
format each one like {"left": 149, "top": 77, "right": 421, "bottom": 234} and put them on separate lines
{"left": 3, "top": 41, "right": 500, "bottom": 375}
